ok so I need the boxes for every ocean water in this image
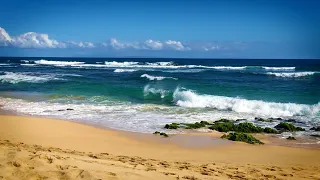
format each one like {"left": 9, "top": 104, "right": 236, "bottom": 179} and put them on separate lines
{"left": 0, "top": 57, "right": 320, "bottom": 136}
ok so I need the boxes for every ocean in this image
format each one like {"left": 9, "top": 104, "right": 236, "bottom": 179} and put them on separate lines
{"left": 0, "top": 57, "right": 319, "bottom": 136}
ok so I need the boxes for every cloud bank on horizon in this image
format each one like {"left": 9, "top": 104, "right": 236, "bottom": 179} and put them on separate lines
{"left": 0, "top": 27, "right": 217, "bottom": 51}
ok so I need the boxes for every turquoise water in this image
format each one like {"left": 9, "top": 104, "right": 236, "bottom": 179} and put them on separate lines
{"left": 0, "top": 57, "right": 320, "bottom": 134}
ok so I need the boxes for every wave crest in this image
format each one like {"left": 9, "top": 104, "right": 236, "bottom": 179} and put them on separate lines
{"left": 173, "top": 88, "right": 320, "bottom": 117}
{"left": 114, "top": 69, "right": 138, "bottom": 73}
{"left": 141, "top": 74, "right": 178, "bottom": 81}
{"left": 267, "top": 72, "right": 316, "bottom": 78}
{"left": 143, "top": 85, "right": 169, "bottom": 99}
{"left": 262, "top": 66, "right": 296, "bottom": 70}
{"left": 35, "top": 59, "right": 85, "bottom": 66}
{"left": 0, "top": 72, "right": 61, "bottom": 84}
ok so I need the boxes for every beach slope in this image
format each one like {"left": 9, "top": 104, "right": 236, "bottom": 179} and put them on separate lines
{"left": 0, "top": 115, "right": 320, "bottom": 180}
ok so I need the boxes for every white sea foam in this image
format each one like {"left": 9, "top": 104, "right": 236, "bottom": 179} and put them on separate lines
{"left": 206, "top": 66, "right": 247, "bottom": 70}
{"left": 141, "top": 74, "right": 178, "bottom": 81}
{"left": 262, "top": 66, "right": 296, "bottom": 70}
{"left": 34, "top": 59, "right": 85, "bottom": 66}
{"left": 0, "top": 63, "right": 10, "bottom": 66}
{"left": 104, "top": 61, "right": 139, "bottom": 67}
{"left": 143, "top": 85, "right": 169, "bottom": 98}
{"left": 21, "top": 64, "right": 38, "bottom": 66}
{"left": 173, "top": 88, "right": 320, "bottom": 117}
{"left": 267, "top": 72, "right": 316, "bottom": 78}
{"left": 114, "top": 69, "right": 138, "bottom": 73}
{"left": 146, "top": 61, "right": 175, "bottom": 66}
{"left": 0, "top": 95, "right": 318, "bottom": 133}
{"left": 0, "top": 72, "right": 61, "bottom": 84}
{"left": 20, "top": 60, "right": 30, "bottom": 63}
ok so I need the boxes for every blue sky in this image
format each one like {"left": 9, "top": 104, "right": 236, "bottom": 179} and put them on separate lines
{"left": 0, "top": 0, "right": 319, "bottom": 58}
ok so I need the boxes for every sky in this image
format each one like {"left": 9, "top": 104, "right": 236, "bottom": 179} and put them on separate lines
{"left": 0, "top": 0, "right": 319, "bottom": 58}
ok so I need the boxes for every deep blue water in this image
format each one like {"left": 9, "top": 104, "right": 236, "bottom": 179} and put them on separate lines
{"left": 0, "top": 57, "right": 319, "bottom": 134}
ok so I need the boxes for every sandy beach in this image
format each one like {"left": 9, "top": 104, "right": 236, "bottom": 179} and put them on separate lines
{"left": 1, "top": 115, "right": 320, "bottom": 180}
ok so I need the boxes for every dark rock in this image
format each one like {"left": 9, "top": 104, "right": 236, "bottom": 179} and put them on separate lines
{"left": 58, "top": 109, "right": 65, "bottom": 111}
{"left": 310, "top": 134, "right": 320, "bottom": 138}
{"left": 255, "top": 117, "right": 275, "bottom": 122}
{"left": 310, "top": 127, "right": 320, "bottom": 131}
{"left": 236, "top": 119, "right": 247, "bottom": 122}
{"left": 159, "top": 132, "right": 169, "bottom": 137}
{"left": 66, "top": 108, "right": 74, "bottom": 111}
{"left": 286, "top": 136, "right": 296, "bottom": 140}
{"left": 164, "top": 123, "right": 179, "bottom": 129}
{"left": 286, "top": 119, "right": 297, "bottom": 123}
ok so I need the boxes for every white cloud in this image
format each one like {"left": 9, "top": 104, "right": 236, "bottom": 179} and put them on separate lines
{"left": 0, "top": 27, "right": 228, "bottom": 52}
{"left": 11, "top": 32, "right": 63, "bottom": 48}
{"left": 109, "top": 38, "right": 126, "bottom": 49}
{"left": 144, "top": 39, "right": 163, "bottom": 50}
{"left": 165, "top": 40, "right": 189, "bottom": 51}
{"left": 203, "top": 45, "right": 220, "bottom": 51}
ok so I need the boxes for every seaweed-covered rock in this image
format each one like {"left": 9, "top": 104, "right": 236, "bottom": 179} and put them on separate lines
{"left": 153, "top": 131, "right": 168, "bottom": 137}
{"left": 183, "top": 121, "right": 209, "bottom": 129}
{"left": 214, "top": 119, "right": 233, "bottom": 123}
{"left": 263, "top": 127, "right": 278, "bottom": 134}
{"left": 286, "top": 136, "right": 296, "bottom": 140}
{"left": 255, "top": 117, "right": 281, "bottom": 122}
{"left": 200, "top": 121, "right": 212, "bottom": 125}
{"left": 209, "top": 121, "right": 235, "bottom": 132}
{"left": 274, "top": 122, "right": 305, "bottom": 132}
{"left": 286, "top": 119, "right": 297, "bottom": 123}
{"left": 235, "top": 122, "right": 264, "bottom": 133}
{"left": 210, "top": 121, "right": 266, "bottom": 133}
{"left": 160, "top": 132, "right": 169, "bottom": 137}
{"left": 221, "top": 132, "right": 264, "bottom": 145}
{"left": 310, "top": 127, "right": 320, "bottom": 131}
{"left": 164, "top": 123, "right": 179, "bottom": 129}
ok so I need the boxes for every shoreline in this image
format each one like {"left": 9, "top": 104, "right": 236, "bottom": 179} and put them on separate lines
{"left": 1, "top": 107, "right": 319, "bottom": 150}
{"left": 1, "top": 114, "right": 320, "bottom": 179}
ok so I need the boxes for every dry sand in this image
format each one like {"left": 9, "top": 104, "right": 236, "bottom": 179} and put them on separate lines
{"left": 0, "top": 115, "right": 320, "bottom": 180}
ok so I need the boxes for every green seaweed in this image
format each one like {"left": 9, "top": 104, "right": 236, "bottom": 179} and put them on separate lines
{"left": 235, "top": 122, "right": 264, "bottom": 133}
{"left": 183, "top": 122, "right": 206, "bottom": 129}
{"left": 209, "top": 121, "right": 265, "bottom": 133}
{"left": 263, "top": 127, "right": 278, "bottom": 134}
{"left": 209, "top": 121, "right": 235, "bottom": 132}
{"left": 274, "top": 122, "right": 305, "bottom": 132}
{"left": 164, "top": 123, "right": 179, "bottom": 129}
{"left": 221, "top": 132, "right": 264, "bottom": 145}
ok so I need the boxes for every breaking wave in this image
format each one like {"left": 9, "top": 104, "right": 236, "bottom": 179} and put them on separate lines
{"left": 207, "top": 66, "right": 247, "bottom": 70}
{"left": 0, "top": 72, "right": 62, "bottom": 84}
{"left": 172, "top": 88, "right": 320, "bottom": 117}
{"left": 35, "top": 59, "right": 85, "bottom": 66}
{"left": 143, "top": 85, "right": 170, "bottom": 99}
{"left": 267, "top": 72, "right": 316, "bottom": 78}
{"left": 262, "top": 66, "right": 296, "bottom": 70}
{"left": 114, "top": 69, "right": 138, "bottom": 73}
{"left": 141, "top": 74, "right": 178, "bottom": 81}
